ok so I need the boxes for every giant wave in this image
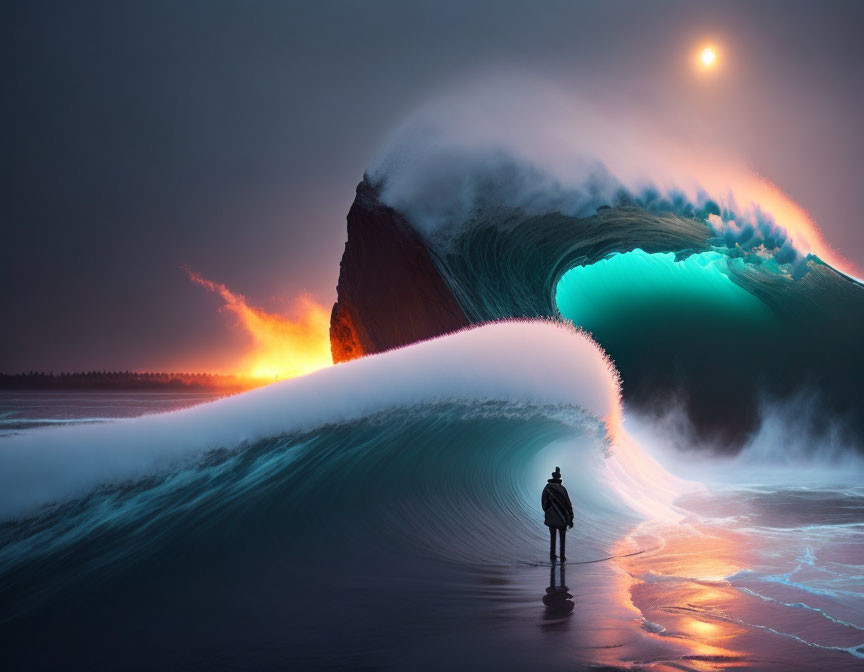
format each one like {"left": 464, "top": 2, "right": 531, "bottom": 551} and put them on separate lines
{"left": 332, "top": 93, "right": 864, "bottom": 448}
{"left": 0, "top": 321, "right": 691, "bottom": 669}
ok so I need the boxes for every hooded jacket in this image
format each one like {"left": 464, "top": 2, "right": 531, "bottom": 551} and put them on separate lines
{"left": 541, "top": 479, "right": 574, "bottom": 528}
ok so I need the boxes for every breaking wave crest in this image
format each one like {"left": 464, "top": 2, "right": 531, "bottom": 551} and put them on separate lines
{"left": 365, "top": 99, "right": 864, "bottom": 448}
{"left": 0, "top": 322, "right": 690, "bottom": 656}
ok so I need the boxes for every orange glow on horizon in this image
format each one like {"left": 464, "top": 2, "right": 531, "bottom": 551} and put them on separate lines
{"left": 186, "top": 270, "right": 332, "bottom": 381}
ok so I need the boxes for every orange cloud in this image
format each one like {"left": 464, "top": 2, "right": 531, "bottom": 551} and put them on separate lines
{"left": 187, "top": 269, "right": 332, "bottom": 380}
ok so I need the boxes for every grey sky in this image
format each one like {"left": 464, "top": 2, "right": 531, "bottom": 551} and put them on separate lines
{"left": 2, "top": 0, "right": 861, "bottom": 372}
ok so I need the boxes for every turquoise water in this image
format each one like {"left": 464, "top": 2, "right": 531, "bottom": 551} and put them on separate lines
{"left": 555, "top": 249, "right": 772, "bottom": 332}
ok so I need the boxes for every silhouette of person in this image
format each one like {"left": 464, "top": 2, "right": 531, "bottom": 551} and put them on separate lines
{"left": 542, "top": 563, "right": 574, "bottom": 620}
{"left": 541, "top": 466, "right": 574, "bottom": 562}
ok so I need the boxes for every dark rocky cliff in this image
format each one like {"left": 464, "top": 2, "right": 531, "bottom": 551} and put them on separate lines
{"left": 329, "top": 178, "right": 469, "bottom": 362}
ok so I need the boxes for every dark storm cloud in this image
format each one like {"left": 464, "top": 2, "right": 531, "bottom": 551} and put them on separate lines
{"left": 1, "top": 0, "right": 862, "bottom": 371}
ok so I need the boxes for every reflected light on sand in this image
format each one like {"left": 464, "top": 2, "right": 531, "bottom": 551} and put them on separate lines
{"left": 612, "top": 522, "right": 754, "bottom": 669}
{"left": 687, "top": 617, "right": 719, "bottom": 636}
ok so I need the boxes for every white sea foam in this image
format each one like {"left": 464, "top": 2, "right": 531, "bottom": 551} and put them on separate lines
{"left": 370, "top": 76, "right": 851, "bottom": 274}
{"left": 0, "top": 320, "right": 621, "bottom": 520}
{"left": 625, "top": 395, "right": 864, "bottom": 487}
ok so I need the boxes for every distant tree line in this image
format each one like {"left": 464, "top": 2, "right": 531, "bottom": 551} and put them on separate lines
{"left": 0, "top": 371, "right": 259, "bottom": 391}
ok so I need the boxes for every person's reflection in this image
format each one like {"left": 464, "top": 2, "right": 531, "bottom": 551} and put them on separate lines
{"left": 542, "top": 563, "right": 574, "bottom": 624}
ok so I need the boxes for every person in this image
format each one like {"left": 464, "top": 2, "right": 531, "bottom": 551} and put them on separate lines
{"left": 541, "top": 466, "right": 573, "bottom": 562}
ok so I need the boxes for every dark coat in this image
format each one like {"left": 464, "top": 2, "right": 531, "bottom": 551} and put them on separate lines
{"left": 541, "top": 479, "right": 574, "bottom": 528}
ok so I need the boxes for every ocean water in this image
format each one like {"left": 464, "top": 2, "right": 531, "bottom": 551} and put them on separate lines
{"left": 0, "top": 390, "right": 231, "bottom": 437}
{"left": 0, "top": 323, "right": 861, "bottom": 670}
{"left": 610, "top": 485, "right": 864, "bottom": 671}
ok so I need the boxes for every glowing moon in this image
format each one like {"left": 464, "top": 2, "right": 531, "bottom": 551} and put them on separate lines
{"left": 700, "top": 47, "right": 716, "bottom": 67}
